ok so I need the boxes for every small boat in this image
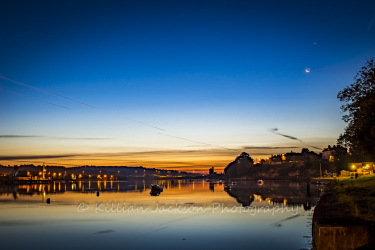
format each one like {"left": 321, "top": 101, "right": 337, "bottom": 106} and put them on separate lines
{"left": 150, "top": 184, "right": 163, "bottom": 192}
{"left": 150, "top": 191, "right": 160, "bottom": 196}
{"left": 257, "top": 179, "right": 264, "bottom": 185}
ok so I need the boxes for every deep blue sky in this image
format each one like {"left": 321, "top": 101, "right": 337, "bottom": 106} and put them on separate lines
{"left": 1, "top": 0, "right": 375, "bottom": 170}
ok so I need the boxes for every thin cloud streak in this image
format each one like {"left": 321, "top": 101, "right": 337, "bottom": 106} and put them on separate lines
{"left": 56, "top": 137, "right": 111, "bottom": 140}
{"left": 0, "top": 135, "right": 111, "bottom": 140}
{"left": 0, "top": 154, "right": 77, "bottom": 161}
{"left": 0, "top": 135, "right": 42, "bottom": 138}
{"left": 242, "top": 146, "right": 299, "bottom": 150}
{"left": 269, "top": 128, "right": 323, "bottom": 150}
{"left": 269, "top": 128, "right": 302, "bottom": 142}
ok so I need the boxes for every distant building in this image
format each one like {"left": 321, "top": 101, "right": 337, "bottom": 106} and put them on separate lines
{"left": 340, "top": 170, "right": 350, "bottom": 176}
{"left": 270, "top": 155, "right": 283, "bottom": 164}
{"left": 322, "top": 145, "right": 347, "bottom": 162}
{"left": 347, "top": 162, "right": 374, "bottom": 175}
{"left": 209, "top": 167, "right": 215, "bottom": 175}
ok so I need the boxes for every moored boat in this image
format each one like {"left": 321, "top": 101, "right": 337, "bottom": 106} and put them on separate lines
{"left": 150, "top": 184, "right": 163, "bottom": 192}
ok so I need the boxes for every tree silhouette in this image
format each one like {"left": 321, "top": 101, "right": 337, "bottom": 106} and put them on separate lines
{"left": 337, "top": 58, "right": 375, "bottom": 159}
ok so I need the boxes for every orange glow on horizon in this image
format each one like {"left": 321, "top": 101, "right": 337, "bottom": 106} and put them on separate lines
{"left": 0, "top": 147, "right": 299, "bottom": 173}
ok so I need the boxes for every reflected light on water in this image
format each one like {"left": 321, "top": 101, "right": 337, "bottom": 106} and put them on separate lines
{"left": 0, "top": 179, "right": 319, "bottom": 249}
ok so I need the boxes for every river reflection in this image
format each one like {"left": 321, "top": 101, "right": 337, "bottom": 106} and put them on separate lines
{"left": 0, "top": 179, "right": 320, "bottom": 250}
{"left": 0, "top": 179, "right": 320, "bottom": 209}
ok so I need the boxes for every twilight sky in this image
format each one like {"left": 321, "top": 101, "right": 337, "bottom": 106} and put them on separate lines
{"left": 1, "top": 0, "right": 375, "bottom": 172}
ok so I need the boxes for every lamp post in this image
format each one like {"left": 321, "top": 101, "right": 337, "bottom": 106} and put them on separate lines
{"left": 320, "top": 162, "right": 322, "bottom": 179}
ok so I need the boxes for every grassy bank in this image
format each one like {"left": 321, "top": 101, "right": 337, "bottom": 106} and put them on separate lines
{"left": 336, "top": 175, "right": 375, "bottom": 222}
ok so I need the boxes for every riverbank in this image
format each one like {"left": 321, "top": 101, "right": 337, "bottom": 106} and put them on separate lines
{"left": 336, "top": 175, "right": 375, "bottom": 222}
{"left": 312, "top": 176, "right": 375, "bottom": 249}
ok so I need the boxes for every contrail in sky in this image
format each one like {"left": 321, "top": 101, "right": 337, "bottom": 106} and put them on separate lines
{"left": 127, "top": 117, "right": 165, "bottom": 131}
{"left": 6, "top": 90, "right": 71, "bottom": 110}
{"left": 269, "top": 128, "right": 323, "bottom": 150}
{"left": 0, "top": 75, "right": 98, "bottom": 109}
{"left": 368, "top": 14, "right": 375, "bottom": 32}
{"left": 0, "top": 75, "right": 166, "bottom": 131}
{"left": 158, "top": 132, "right": 237, "bottom": 151}
{"left": 1, "top": 75, "right": 231, "bottom": 149}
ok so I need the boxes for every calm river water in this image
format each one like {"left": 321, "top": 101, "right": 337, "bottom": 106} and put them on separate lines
{"left": 0, "top": 179, "right": 321, "bottom": 250}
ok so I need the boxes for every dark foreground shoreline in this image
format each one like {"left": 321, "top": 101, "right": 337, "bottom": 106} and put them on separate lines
{"left": 312, "top": 182, "right": 375, "bottom": 250}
